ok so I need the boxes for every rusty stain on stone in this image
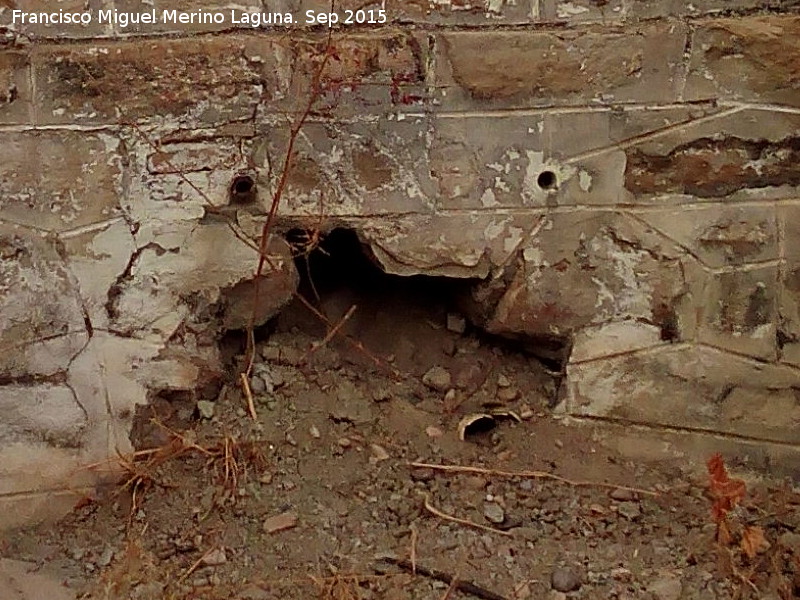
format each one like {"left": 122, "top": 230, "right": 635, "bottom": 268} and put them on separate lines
{"left": 625, "top": 137, "right": 800, "bottom": 197}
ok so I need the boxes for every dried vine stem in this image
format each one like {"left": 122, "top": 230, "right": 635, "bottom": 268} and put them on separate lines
{"left": 244, "top": 13, "right": 338, "bottom": 377}
{"left": 378, "top": 556, "right": 509, "bottom": 600}
{"left": 299, "top": 303, "right": 358, "bottom": 362}
{"left": 423, "top": 494, "right": 513, "bottom": 537}
{"left": 411, "top": 462, "right": 660, "bottom": 497}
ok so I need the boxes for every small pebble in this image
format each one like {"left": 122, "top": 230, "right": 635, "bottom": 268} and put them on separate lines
{"left": 97, "top": 546, "right": 114, "bottom": 567}
{"left": 261, "top": 345, "right": 281, "bottom": 361}
{"left": 483, "top": 502, "right": 505, "bottom": 525}
{"left": 617, "top": 502, "right": 642, "bottom": 521}
{"left": 201, "top": 548, "right": 227, "bottom": 567}
{"left": 264, "top": 511, "right": 298, "bottom": 534}
{"left": 369, "top": 444, "right": 390, "bottom": 462}
{"left": 411, "top": 468, "right": 434, "bottom": 482}
{"left": 371, "top": 387, "right": 391, "bottom": 403}
{"left": 497, "top": 387, "right": 519, "bottom": 402}
{"left": 550, "top": 566, "right": 582, "bottom": 592}
{"left": 196, "top": 401, "right": 215, "bottom": 419}
{"left": 422, "top": 366, "right": 452, "bottom": 392}
{"left": 464, "top": 476, "right": 487, "bottom": 490}
{"left": 609, "top": 487, "right": 638, "bottom": 502}
{"left": 444, "top": 389, "right": 458, "bottom": 407}
{"left": 425, "top": 425, "right": 444, "bottom": 438}
{"left": 249, "top": 376, "right": 266, "bottom": 394}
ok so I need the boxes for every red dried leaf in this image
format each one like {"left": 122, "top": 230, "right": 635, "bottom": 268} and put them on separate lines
{"left": 717, "top": 519, "right": 733, "bottom": 545}
{"left": 707, "top": 453, "right": 747, "bottom": 519}
{"left": 740, "top": 526, "right": 770, "bottom": 559}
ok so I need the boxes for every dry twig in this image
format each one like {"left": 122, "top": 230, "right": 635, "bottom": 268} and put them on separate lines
{"left": 240, "top": 372, "right": 258, "bottom": 421}
{"left": 422, "top": 494, "right": 512, "bottom": 537}
{"left": 176, "top": 547, "right": 220, "bottom": 585}
{"left": 411, "top": 462, "right": 659, "bottom": 497}
{"left": 379, "top": 556, "right": 508, "bottom": 600}
{"left": 409, "top": 524, "right": 418, "bottom": 575}
{"left": 244, "top": 21, "right": 338, "bottom": 376}
{"left": 300, "top": 303, "right": 358, "bottom": 363}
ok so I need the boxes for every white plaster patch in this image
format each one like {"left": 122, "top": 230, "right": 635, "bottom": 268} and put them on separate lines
{"left": 557, "top": 2, "right": 590, "bottom": 18}
{"left": 571, "top": 321, "right": 662, "bottom": 363}
{"left": 480, "top": 188, "right": 499, "bottom": 207}
{"left": 579, "top": 170, "right": 593, "bottom": 192}
{"left": 503, "top": 226, "right": 524, "bottom": 253}
{"left": 522, "top": 246, "right": 544, "bottom": 264}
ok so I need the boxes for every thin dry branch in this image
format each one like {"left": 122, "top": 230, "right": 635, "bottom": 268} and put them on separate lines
{"left": 409, "top": 524, "right": 418, "bottom": 575}
{"left": 379, "top": 556, "right": 509, "bottom": 600}
{"left": 245, "top": 14, "right": 339, "bottom": 376}
{"left": 423, "top": 494, "right": 512, "bottom": 537}
{"left": 411, "top": 462, "right": 659, "bottom": 497}
{"left": 240, "top": 372, "right": 258, "bottom": 421}
{"left": 299, "top": 303, "right": 358, "bottom": 363}
{"left": 176, "top": 547, "right": 220, "bottom": 585}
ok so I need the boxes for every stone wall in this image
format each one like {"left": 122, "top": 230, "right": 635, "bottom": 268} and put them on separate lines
{"left": 1, "top": 0, "right": 799, "bottom": 528}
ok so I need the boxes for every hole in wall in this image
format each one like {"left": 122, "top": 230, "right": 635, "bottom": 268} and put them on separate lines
{"left": 537, "top": 170, "right": 557, "bottom": 190}
{"left": 135, "top": 227, "right": 570, "bottom": 451}
{"left": 256, "top": 227, "right": 564, "bottom": 398}
{"left": 230, "top": 174, "right": 256, "bottom": 204}
{"left": 279, "top": 227, "right": 478, "bottom": 370}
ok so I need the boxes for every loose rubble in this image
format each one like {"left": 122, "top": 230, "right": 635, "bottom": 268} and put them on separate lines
{"left": 3, "top": 290, "right": 799, "bottom": 600}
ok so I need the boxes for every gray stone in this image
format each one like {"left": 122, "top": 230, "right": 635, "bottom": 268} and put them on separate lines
{"left": 197, "top": 401, "right": 216, "bottom": 420}
{"left": 249, "top": 376, "right": 267, "bottom": 395}
{"left": 483, "top": 502, "right": 505, "bottom": 525}
{"left": 617, "top": 502, "right": 642, "bottom": 521}
{"left": 609, "top": 488, "right": 638, "bottom": 502}
{"left": 422, "top": 366, "right": 452, "bottom": 392}
{"left": 550, "top": 566, "right": 582, "bottom": 592}
{"left": 201, "top": 548, "right": 227, "bottom": 567}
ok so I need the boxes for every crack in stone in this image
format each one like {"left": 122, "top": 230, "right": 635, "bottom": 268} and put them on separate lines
{"left": 104, "top": 242, "right": 170, "bottom": 323}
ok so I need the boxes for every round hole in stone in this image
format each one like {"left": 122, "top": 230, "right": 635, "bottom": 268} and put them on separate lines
{"left": 231, "top": 174, "right": 255, "bottom": 196}
{"left": 537, "top": 170, "right": 557, "bottom": 190}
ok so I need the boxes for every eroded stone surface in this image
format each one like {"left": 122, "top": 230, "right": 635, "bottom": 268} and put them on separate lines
{"left": 626, "top": 137, "right": 800, "bottom": 198}
{"left": 700, "top": 266, "right": 777, "bottom": 361}
{"left": 33, "top": 36, "right": 289, "bottom": 125}
{"left": 0, "top": 558, "right": 76, "bottom": 600}
{"left": 435, "top": 23, "right": 686, "bottom": 109}
{"left": 467, "top": 213, "right": 692, "bottom": 341}
{"left": 563, "top": 346, "right": 800, "bottom": 444}
{"left": 0, "top": 51, "right": 31, "bottom": 124}
{"left": 686, "top": 16, "right": 800, "bottom": 107}
{"left": 0, "top": 385, "right": 87, "bottom": 447}
{"left": 0, "top": 226, "right": 88, "bottom": 379}
{"left": 0, "top": 131, "right": 123, "bottom": 231}
{"left": 2, "top": 4, "right": 800, "bottom": 530}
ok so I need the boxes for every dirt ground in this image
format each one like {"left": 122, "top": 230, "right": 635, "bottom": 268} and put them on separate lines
{"left": 3, "top": 236, "right": 800, "bottom": 600}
